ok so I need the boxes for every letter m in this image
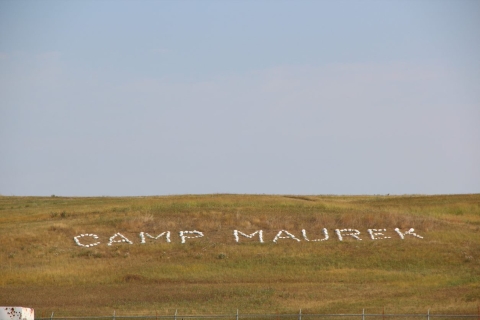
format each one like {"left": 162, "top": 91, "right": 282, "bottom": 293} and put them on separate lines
{"left": 233, "top": 230, "right": 264, "bottom": 243}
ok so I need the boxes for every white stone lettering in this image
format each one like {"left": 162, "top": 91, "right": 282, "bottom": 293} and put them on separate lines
{"left": 140, "top": 231, "right": 171, "bottom": 244}
{"left": 367, "top": 229, "right": 391, "bottom": 240}
{"left": 107, "top": 233, "right": 133, "bottom": 246}
{"left": 335, "top": 229, "right": 362, "bottom": 241}
{"left": 233, "top": 230, "right": 264, "bottom": 243}
{"left": 302, "top": 228, "right": 329, "bottom": 241}
{"left": 73, "top": 227, "right": 423, "bottom": 247}
{"left": 273, "top": 230, "right": 301, "bottom": 243}
{"left": 179, "top": 230, "right": 204, "bottom": 244}
{"left": 394, "top": 228, "right": 423, "bottom": 239}
{"left": 74, "top": 234, "right": 100, "bottom": 247}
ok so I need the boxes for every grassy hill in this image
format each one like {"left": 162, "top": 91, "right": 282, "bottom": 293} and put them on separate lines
{"left": 0, "top": 194, "right": 479, "bottom": 316}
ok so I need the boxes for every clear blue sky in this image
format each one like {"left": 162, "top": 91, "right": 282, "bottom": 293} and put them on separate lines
{"left": 1, "top": 0, "right": 479, "bottom": 196}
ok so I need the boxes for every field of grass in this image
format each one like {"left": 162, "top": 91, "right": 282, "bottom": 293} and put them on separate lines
{"left": 0, "top": 194, "right": 479, "bottom": 316}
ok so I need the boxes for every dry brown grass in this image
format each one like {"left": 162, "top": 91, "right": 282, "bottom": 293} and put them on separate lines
{"left": 0, "top": 194, "right": 479, "bottom": 316}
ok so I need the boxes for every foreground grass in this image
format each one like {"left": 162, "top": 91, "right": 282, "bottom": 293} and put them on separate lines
{"left": 0, "top": 194, "right": 479, "bottom": 316}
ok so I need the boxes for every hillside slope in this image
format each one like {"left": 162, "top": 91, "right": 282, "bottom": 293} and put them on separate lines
{"left": 0, "top": 194, "right": 479, "bottom": 316}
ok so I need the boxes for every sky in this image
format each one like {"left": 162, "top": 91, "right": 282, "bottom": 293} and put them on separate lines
{"left": 0, "top": 0, "right": 479, "bottom": 196}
